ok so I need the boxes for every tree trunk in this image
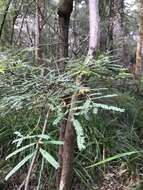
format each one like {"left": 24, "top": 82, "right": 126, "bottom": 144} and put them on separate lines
{"left": 112, "top": 0, "right": 124, "bottom": 60}
{"left": 35, "top": 0, "right": 44, "bottom": 64}
{"left": 57, "top": 0, "right": 73, "bottom": 70}
{"left": 58, "top": 1, "right": 100, "bottom": 190}
{"left": 72, "top": 1, "right": 78, "bottom": 56}
{"left": 88, "top": 0, "right": 100, "bottom": 56}
{"left": 108, "top": 0, "right": 114, "bottom": 53}
{"left": 57, "top": 1, "right": 74, "bottom": 190}
{"left": 135, "top": 0, "right": 143, "bottom": 75}
{"left": 58, "top": 100, "right": 76, "bottom": 190}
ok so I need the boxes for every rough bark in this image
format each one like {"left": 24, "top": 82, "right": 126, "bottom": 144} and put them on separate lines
{"left": 99, "top": 0, "right": 115, "bottom": 53}
{"left": 112, "top": 0, "right": 123, "bottom": 47}
{"left": 135, "top": 0, "right": 143, "bottom": 75}
{"left": 114, "top": 0, "right": 130, "bottom": 66}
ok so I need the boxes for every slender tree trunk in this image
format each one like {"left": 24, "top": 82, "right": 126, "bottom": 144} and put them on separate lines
{"left": 57, "top": 0, "right": 73, "bottom": 70}
{"left": 88, "top": 0, "right": 100, "bottom": 56}
{"left": 58, "top": 100, "right": 76, "bottom": 190}
{"left": 72, "top": 1, "right": 78, "bottom": 56}
{"left": 99, "top": 0, "right": 114, "bottom": 52}
{"left": 135, "top": 0, "right": 143, "bottom": 75}
{"left": 35, "top": 0, "right": 44, "bottom": 64}
{"left": 108, "top": 0, "right": 114, "bottom": 53}
{"left": 58, "top": 1, "right": 100, "bottom": 190}
{"left": 112, "top": 0, "right": 129, "bottom": 65}
{"left": 57, "top": 1, "right": 74, "bottom": 190}
{"left": 10, "top": 15, "right": 18, "bottom": 45}
{"left": 120, "top": 0, "right": 130, "bottom": 66}
{"left": 57, "top": 1, "right": 100, "bottom": 190}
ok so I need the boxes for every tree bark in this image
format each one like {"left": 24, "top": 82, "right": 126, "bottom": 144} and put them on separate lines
{"left": 112, "top": 0, "right": 129, "bottom": 66}
{"left": 135, "top": 0, "right": 143, "bottom": 75}
{"left": 35, "top": 0, "right": 44, "bottom": 64}
{"left": 57, "top": 1, "right": 74, "bottom": 190}
{"left": 57, "top": 0, "right": 73, "bottom": 70}
{"left": 108, "top": 0, "right": 114, "bottom": 53}
{"left": 88, "top": 0, "right": 100, "bottom": 56}
{"left": 58, "top": 94, "right": 76, "bottom": 190}
{"left": 58, "top": 1, "right": 100, "bottom": 190}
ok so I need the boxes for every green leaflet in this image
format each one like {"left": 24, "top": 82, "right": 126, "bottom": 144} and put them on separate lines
{"left": 6, "top": 143, "right": 35, "bottom": 160}
{"left": 13, "top": 134, "right": 50, "bottom": 144}
{"left": 37, "top": 134, "right": 51, "bottom": 140}
{"left": 45, "top": 140, "right": 64, "bottom": 145}
{"left": 93, "top": 103, "right": 125, "bottom": 112}
{"left": 73, "top": 118, "right": 86, "bottom": 151}
{"left": 40, "top": 148, "right": 59, "bottom": 169}
{"left": 82, "top": 99, "right": 91, "bottom": 113}
{"left": 87, "top": 151, "right": 141, "bottom": 168}
{"left": 5, "top": 151, "right": 36, "bottom": 181}
{"left": 94, "top": 94, "right": 118, "bottom": 99}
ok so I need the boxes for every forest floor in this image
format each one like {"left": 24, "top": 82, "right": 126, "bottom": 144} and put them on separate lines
{"left": 1, "top": 166, "right": 142, "bottom": 190}
{"left": 74, "top": 165, "right": 142, "bottom": 190}
{"left": 98, "top": 166, "right": 142, "bottom": 190}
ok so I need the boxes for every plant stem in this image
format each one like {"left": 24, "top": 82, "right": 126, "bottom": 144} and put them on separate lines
{"left": 24, "top": 111, "right": 50, "bottom": 190}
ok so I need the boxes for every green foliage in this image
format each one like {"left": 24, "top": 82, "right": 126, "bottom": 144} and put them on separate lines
{"left": 4, "top": 130, "right": 64, "bottom": 179}
{"left": 87, "top": 151, "right": 141, "bottom": 168}
{"left": 6, "top": 143, "right": 35, "bottom": 160}
{"left": 0, "top": 0, "right": 141, "bottom": 188}
{"left": 73, "top": 118, "right": 86, "bottom": 151}
{"left": 0, "top": 50, "right": 138, "bottom": 189}
{"left": 0, "top": 0, "right": 5, "bottom": 10}
{"left": 5, "top": 151, "right": 36, "bottom": 181}
{"left": 40, "top": 148, "right": 59, "bottom": 169}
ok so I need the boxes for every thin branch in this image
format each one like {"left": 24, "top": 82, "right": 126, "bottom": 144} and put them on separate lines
{"left": 0, "top": 0, "right": 12, "bottom": 40}
{"left": 15, "top": 7, "right": 29, "bottom": 45}
{"left": 24, "top": 150, "right": 38, "bottom": 190}
{"left": 15, "top": 0, "right": 35, "bottom": 45}
{"left": 24, "top": 111, "right": 50, "bottom": 190}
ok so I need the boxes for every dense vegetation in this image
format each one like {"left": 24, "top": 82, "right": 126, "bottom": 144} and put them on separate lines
{"left": 0, "top": 0, "right": 143, "bottom": 190}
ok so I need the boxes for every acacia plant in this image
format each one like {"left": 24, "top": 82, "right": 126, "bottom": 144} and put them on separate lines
{"left": 0, "top": 0, "right": 143, "bottom": 190}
